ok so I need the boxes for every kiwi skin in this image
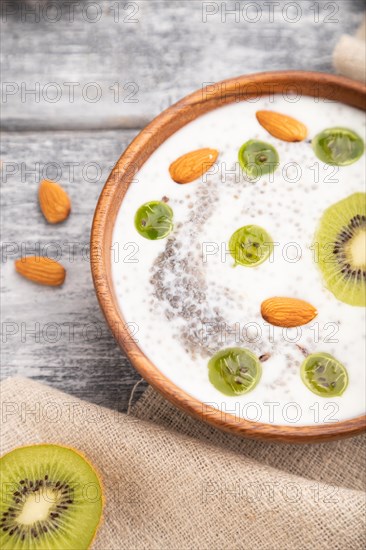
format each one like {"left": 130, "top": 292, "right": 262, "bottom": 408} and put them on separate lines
{"left": 314, "top": 192, "right": 366, "bottom": 307}
{"left": 0, "top": 443, "right": 104, "bottom": 550}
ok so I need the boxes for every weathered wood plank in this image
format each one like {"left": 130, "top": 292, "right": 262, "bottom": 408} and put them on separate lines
{"left": 2, "top": 0, "right": 365, "bottom": 130}
{"left": 1, "top": 129, "right": 147, "bottom": 409}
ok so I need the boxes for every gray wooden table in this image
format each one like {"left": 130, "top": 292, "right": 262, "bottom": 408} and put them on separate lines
{"left": 1, "top": 0, "right": 365, "bottom": 411}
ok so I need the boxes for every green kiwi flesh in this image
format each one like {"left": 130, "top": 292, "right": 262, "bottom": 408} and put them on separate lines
{"left": 314, "top": 192, "right": 366, "bottom": 307}
{"left": 0, "top": 445, "right": 103, "bottom": 550}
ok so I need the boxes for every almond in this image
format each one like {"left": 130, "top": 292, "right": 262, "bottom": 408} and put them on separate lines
{"left": 261, "top": 297, "right": 317, "bottom": 328}
{"left": 256, "top": 110, "right": 308, "bottom": 142}
{"left": 39, "top": 179, "right": 71, "bottom": 223}
{"left": 169, "top": 148, "right": 219, "bottom": 184}
{"left": 15, "top": 256, "right": 66, "bottom": 286}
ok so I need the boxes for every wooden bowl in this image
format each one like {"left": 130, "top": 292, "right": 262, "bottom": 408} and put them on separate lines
{"left": 91, "top": 71, "right": 366, "bottom": 443}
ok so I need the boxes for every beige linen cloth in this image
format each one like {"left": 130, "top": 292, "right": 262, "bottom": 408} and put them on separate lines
{"left": 1, "top": 377, "right": 365, "bottom": 549}
{"left": 333, "top": 16, "right": 366, "bottom": 83}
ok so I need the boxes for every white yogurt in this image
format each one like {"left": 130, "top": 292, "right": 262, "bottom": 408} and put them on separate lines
{"left": 112, "top": 95, "right": 366, "bottom": 426}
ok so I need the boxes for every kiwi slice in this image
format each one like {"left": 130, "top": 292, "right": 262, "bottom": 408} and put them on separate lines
{"left": 208, "top": 347, "right": 262, "bottom": 396}
{"left": 238, "top": 139, "right": 279, "bottom": 178}
{"left": 0, "top": 444, "right": 103, "bottom": 549}
{"left": 314, "top": 192, "right": 366, "bottom": 306}
{"left": 134, "top": 201, "right": 173, "bottom": 240}
{"left": 229, "top": 225, "right": 273, "bottom": 267}
{"left": 312, "top": 127, "right": 364, "bottom": 166}
{"left": 301, "top": 353, "right": 348, "bottom": 397}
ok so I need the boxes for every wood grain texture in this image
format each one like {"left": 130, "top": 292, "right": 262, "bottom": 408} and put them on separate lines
{"left": 1, "top": 0, "right": 365, "bottom": 130}
{"left": 91, "top": 72, "right": 366, "bottom": 441}
{"left": 1, "top": 129, "right": 148, "bottom": 408}
{"left": 1, "top": 0, "right": 365, "bottom": 415}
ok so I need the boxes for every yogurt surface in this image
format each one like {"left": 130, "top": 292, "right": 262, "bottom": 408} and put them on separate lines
{"left": 112, "top": 94, "right": 366, "bottom": 426}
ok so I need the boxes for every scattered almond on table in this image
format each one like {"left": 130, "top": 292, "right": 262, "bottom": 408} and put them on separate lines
{"left": 15, "top": 256, "right": 66, "bottom": 287}
{"left": 39, "top": 179, "right": 71, "bottom": 223}
{"left": 14, "top": 179, "right": 70, "bottom": 286}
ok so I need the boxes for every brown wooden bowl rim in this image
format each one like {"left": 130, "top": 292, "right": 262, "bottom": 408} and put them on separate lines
{"left": 91, "top": 70, "right": 366, "bottom": 443}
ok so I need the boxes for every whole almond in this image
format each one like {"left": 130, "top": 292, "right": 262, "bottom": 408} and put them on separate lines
{"left": 39, "top": 179, "right": 71, "bottom": 223}
{"left": 256, "top": 111, "right": 308, "bottom": 142}
{"left": 261, "top": 297, "right": 317, "bottom": 328}
{"left": 15, "top": 256, "right": 66, "bottom": 286}
{"left": 169, "top": 148, "right": 219, "bottom": 184}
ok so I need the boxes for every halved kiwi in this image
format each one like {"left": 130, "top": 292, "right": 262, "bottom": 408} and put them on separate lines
{"left": 314, "top": 192, "right": 366, "bottom": 306}
{"left": 0, "top": 444, "right": 103, "bottom": 549}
